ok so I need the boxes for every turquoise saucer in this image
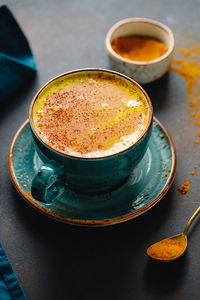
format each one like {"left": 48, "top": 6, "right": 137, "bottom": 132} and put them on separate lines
{"left": 9, "top": 117, "right": 176, "bottom": 226}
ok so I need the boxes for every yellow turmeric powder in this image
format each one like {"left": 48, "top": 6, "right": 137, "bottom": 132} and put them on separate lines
{"left": 171, "top": 44, "right": 200, "bottom": 194}
{"left": 147, "top": 238, "right": 185, "bottom": 260}
{"left": 180, "top": 48, "right": 190, "bottom": 56}
{"left": 191, "top": 45, "right": 200, "bottom": 58}
{"left": 170, "top": 45, "right": 200, "bottom": 127}
{"left": 177, "top": 179, "right": 190, "bottom": 196}
{"left": 170, "top": 59, "right": 200, "bottom": 94}
{"left": 111, "top": 35, "right": 168, "bottom": 62}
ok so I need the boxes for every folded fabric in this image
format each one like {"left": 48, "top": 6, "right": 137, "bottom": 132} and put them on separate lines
{"left": 0, "top": 243, "right": 26, "bottom": 300}
{"left": 0, "top": 5, "right": 37, "bottom": 102}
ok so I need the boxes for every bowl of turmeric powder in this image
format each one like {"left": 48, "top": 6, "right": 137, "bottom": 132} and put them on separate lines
{"left": 105, "top": 18, "right": 174, "bottom": 84}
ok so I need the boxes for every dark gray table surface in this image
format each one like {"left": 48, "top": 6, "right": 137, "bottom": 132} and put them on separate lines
{"left": 1, "top": 0, "right": 200, "bottom": 299}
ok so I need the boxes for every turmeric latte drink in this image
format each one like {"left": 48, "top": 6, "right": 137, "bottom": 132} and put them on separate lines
{"left": 32, "top": 71, "right": 150, "bottom": 158}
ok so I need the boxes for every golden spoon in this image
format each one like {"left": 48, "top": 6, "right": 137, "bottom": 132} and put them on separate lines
{"left": 147, "top": 205, "right": 200, "bottom": 262}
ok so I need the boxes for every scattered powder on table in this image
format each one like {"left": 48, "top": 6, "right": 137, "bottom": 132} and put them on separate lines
{"left": 170, "top": 44, "right": 200, "bottom": 128}
{"left": 180, "top": 48, "right": 190, "bottom": 56}
{"left": 177, "top": 179, "right": 190, "bottom": 197}
{"left": 171, "top": 42, "right": 200, "bottom": 194}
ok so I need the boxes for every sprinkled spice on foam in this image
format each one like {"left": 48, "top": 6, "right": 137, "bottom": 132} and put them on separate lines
{"left": 33, "top": 73, "right": 149, "bottom": 158}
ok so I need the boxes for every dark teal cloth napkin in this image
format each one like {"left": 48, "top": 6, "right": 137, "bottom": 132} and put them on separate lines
{"left": 0, "top": 4, "right": 37, "bottom": 102}
{"left": 0, "top": 4, "right": 36, "bottom": 299}
{"left": 0, "top": 243, "right": 26, "bottom": 299}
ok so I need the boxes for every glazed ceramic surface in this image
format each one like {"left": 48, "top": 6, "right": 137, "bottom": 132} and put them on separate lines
{"left": 9, "top": 117, "right": 176, "bottom": 226}
{"left": 29, "top": 69, "right": 153, "bottom": 197}
{"left": 105, "top": 18, "right": 175, "bottom": 84}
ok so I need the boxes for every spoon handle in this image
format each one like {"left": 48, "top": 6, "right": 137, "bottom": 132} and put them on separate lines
{"left": 184, "top": 206, "right": 200, "bottom": 235}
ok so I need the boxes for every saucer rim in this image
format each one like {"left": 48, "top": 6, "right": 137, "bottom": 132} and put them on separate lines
{"left": 8, "top": 117, "right": 177, "bottom": 227}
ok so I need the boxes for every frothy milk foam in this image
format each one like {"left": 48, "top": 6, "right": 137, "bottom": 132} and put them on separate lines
{"left": 32, "top": 71, "right": 150, "bottom": 158}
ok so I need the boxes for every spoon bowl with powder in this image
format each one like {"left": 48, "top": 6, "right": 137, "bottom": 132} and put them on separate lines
{"left": 147, "top": 205, "right": 200, "bottom": 262}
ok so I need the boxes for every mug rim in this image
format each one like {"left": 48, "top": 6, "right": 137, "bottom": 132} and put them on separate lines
{"left": 29, "top": 68, "right": 153, "bottom": 161}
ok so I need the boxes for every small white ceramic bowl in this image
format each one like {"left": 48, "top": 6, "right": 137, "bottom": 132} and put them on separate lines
{"left": 105, "top": 18, "right": 175, "bottom": 84}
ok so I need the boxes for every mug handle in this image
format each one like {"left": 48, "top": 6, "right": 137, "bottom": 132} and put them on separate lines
{"left": 31, "top": 163, "right": 64, "bottom": 202}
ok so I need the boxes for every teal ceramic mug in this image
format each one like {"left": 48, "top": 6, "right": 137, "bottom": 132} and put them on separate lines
{"left": 29, "top": 69, "right": 153, "bottom": 202}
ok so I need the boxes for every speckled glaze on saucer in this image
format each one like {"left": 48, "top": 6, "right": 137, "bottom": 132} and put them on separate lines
{"left": 8, "top": 117, "right": 176, "bottom": 226}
